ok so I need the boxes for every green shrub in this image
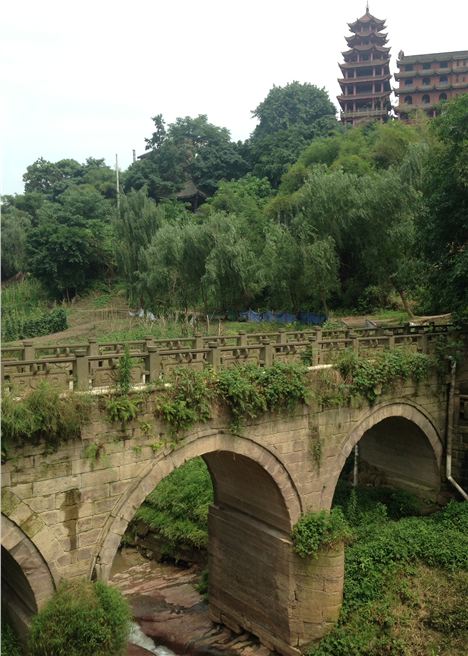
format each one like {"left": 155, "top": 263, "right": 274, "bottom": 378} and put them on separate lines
{"left": 155, "top": 368, "right": 214, "bottom": 435}
{"left": 2, "top": 307, "right": 68, "bottom": 342}
{"left": 308, "top": 499, "right": 468, "bottom": 656}
{"left": 335, "top": 348, "right": 433, "bottom": 404}
{"left": 1, "top": 619, "right": 23, "bottom": 656}
{"left": 129, "top": 458, "right": 213, "bottom": 555}
{"left": 1, "top": 383, "right": 91, "bottom": 456}
{"left": 292, "top": 508, "right": 352, "bottom": 559}
{"left": 28, "top": 579, "right": 130, "bottom": 656}
{"left": 216, "top": 362, "right": 308, "bottom": 431}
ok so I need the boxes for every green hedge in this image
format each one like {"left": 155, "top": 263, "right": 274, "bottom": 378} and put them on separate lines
{"left": 29, "top": 580, "right": 130, "bottom": 656}
{"left": 2, "top": 307, "right": 68, "bottom": 342}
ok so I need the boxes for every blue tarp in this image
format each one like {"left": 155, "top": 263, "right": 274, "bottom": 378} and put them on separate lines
{"left": 239, "top": 310, "right": 326, "bottom": 325}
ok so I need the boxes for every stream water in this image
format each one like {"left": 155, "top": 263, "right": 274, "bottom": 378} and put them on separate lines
{"left": 110, "top": 548, "right": 270, "bottom": 656}
{"left": 129, "top": 622, "right": 177, "bottom": 656}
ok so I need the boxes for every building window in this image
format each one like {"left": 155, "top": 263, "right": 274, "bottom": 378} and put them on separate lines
{"left": 439, "top": 93, "right": 447, "bottom": 101}
{"left": 440, "top": 75, "right": 448, "bottom": 84}
{"left": 422, "top": 94, "right": 430, "bottom": 104}
{"left": 405, "top": 64, "right": 414, "bottom": 71}
{"left": 422, "top": 77, "right": 430, "bottom": 85}
{"left": 404, "top": 95, "right": 413, "bottom": 105}
{"left": 440, "top": 61, "right": 449, "bottom": 68}
{"left": 404, "top": 78, "right": 413, "bottom": 86}
{"left": 423, "top": 62, "right": 431, "bottom": 69}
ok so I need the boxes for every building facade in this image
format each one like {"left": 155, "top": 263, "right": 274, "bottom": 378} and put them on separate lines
{"left": 337, "top": 7, "right": 392, "bottom": 126}
{"left": 395, "top": 50, "right": 468, "bottom": 117}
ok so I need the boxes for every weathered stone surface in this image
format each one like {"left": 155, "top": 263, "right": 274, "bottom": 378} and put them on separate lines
{"left": 1, "top": 371, "right": 456, "bottom": 656}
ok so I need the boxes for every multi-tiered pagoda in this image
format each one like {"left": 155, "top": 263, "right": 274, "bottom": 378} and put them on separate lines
{"left": 338, "top": 6, "right": 392, "bottom": 126}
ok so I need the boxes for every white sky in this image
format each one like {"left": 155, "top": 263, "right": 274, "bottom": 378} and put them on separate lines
{"left": 1, "top": 0, "right": 467, "bottom": 195}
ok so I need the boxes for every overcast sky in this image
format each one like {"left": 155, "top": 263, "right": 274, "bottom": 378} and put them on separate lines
{"left": 1, "top": 0, "right": 467, "bottom": 195}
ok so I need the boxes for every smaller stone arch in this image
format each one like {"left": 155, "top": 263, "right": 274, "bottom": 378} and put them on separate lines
{"left": 1, "top": 515, "right": 56, "bottom": 608}
{"left": 327, "top": 401, "right": 443, "bottom": 507}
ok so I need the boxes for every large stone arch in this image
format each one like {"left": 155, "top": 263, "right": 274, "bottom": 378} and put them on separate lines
{"left": 1, "top": 515, "right": 56, "bottom": 636}
{"left": 95, "top": 429, "right": 303, "bottom": 580}
{"left": 327, "top": 400, "right": 444, "bottom": 506}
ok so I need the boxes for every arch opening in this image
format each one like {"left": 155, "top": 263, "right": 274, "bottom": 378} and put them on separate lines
{"left": 331, "top": 404, "right": 443, "bottom": 508}
{"left": 1, "top": 546, "right": 38, "bottom": 642}
{"left": 103, "top": 435, "right": 304, "bottom": 656}
{"left": 355, "top": 417, "right": 441, "bottom": 495}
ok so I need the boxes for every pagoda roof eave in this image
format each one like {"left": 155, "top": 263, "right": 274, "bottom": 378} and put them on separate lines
{"left": 342, "top": 45, "right": 390, "bottom": 55}
{"left": 339, "top": 59, "right": 390, "bottom": 70}
{"left": 346, "top": 32, "right": 388, "bottom": 44}
{"left": 338, "top": 74, "right": 392, "bottom": 86}
{"left": 348, "top": 13, "right": 386, "bottom": 30}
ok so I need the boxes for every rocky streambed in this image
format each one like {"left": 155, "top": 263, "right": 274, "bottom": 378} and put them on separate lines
{"left": 109, "top": 548, "right": 273, "bottom": 656}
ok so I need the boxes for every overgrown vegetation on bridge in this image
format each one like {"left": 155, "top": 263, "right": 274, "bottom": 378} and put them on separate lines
{"left": 1, "top": 348, "right": 436, "bottom": 460}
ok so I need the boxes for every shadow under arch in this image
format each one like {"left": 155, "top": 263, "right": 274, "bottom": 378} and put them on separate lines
{"left": 95, "top": 430, "right": 303, "bottom": 581}
{"left": 1, "top": 514, "right": 56, "bottom": 636}
{"left": 327, "top": 400, "right": 444, "bottom": 507}
{"left": 94, "top": 431, "right": 311, "bottom": 655}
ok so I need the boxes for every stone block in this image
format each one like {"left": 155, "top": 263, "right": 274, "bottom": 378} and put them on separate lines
{"left": 81, "top": 468, "right": 119, "bottom": 488}
{"left": 1, "top": 488, "right": 21, "bottom": 516}
{"left": 109, "top": 480, "right": 131, "bottom": 496}
{"left": 77, "top": 528, "right": 102, "bottom": 548}
{"left": 94, "top": 497, "right": 118, "bottom": 514}
{"left": 25, "top": 495, "right": 56, "bottom": 513}
{"left": 78, "top": 484, "right": 110, "bottom": 503}
{"left": 20, "top": 514, "right": 45, "bottom": 538}
{"left": 33, "top": 475, "right": 80, "bottom": 497}
{"left": 76, "top": 516, "right": 94, "bottom": 533}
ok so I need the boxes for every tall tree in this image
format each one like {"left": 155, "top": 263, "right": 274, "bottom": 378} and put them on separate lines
{"left": 420, "top": 94, "right": 468, "bottom": 313}
{"left": 125, "top": 114, "right": 248, "bottom": 201}
{"left": 248, "top": 82, "right": 337, "bottom": 186}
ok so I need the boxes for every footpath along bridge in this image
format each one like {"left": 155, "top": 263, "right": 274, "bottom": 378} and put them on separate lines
{"left": 2, "top": 325, "right": 467, "bottom": 655}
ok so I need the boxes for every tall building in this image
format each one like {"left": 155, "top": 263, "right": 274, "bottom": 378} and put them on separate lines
{"left": 337, "top": 6, "right": 392, "bottom": 126}
{"left": 395, "top": 50, "right": 468, "bottom": 118}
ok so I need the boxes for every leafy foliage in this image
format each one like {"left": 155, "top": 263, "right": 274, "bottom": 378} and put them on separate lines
{"left": 292, "top": 508, "right": 352, "bottom": 559}
{"left": 130, "top": 458, "right": 213, "bottom": 555}
{"left": 1, "top": 619, "right": 23, "bottom": 656}
{"left": 155, "top": 368, "right": 214, "bottom": 435}
{"left": 1, "top": 383, "right": 91, "bottom": 456}
{"left": 2, "top": 307, "right": 67, "bottom": 342}
{"left": 335, "top": 349, "right": 433, "bottom": 404}
{"left": 308, "top": 494, "right": 468, "bottom": 656}
{"left": 28, "top": 580, "right": 130, "bottom": 656}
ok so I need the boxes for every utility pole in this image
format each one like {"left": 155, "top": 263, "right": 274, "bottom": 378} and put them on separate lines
{"left": 115, "top": 154, "right": 120, "bottom": 215}
{"left": 132, "top": 149, "right": 136, "bottom": 163}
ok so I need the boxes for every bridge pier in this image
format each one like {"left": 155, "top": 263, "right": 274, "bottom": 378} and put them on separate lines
{"left": 208, "top": 505, "right": 344, "bottom": 655}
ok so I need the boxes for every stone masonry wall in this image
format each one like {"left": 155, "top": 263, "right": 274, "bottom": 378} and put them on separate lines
{"left": 1, "top": 374, "right": 448, "bottom": 655}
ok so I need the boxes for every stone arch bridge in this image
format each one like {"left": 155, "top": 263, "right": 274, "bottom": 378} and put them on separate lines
{"left": 2, "top": 326, "right": 467, "bottom": 655}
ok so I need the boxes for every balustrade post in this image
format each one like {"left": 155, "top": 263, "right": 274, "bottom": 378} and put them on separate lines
{"left": 349, "top": 332, "right": 359, "bottom": 353}
{"left": 277, "top": 329, "right": 287, "bottom": 345}
{"left": 145, "top": 335, "right": 154, "bottom": 351}
{"left": 145, "top": 346, "right": 162, "bottom": 382}
{"left": 237, "top": 331, "right": 247, "bottom": 347}
{"left": 73, "top": 349, "right": 89, "bottom": 391}
{"left": 419, "top": 333, "right": 429, "bottom": 353}
{"left": 260, "top": 339, "right": 273, "bottom": 367}
{"left": 207, "top": 342, "right": 221, "bottom": 370}
{"left": 88, "top": 338, "right": 98, "bottom": 357}
{"left": 22, "top": 340, "right": 35, "bottom": 361}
